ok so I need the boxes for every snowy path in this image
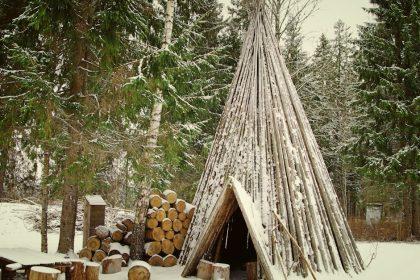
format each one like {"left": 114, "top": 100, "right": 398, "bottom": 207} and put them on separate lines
{"left": 0, "top": 203, "right": 418, "bottom": 280}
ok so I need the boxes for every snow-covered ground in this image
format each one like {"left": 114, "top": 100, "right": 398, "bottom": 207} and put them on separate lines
{"left": 0, "top": 202, "right": 419, "bottom": 280}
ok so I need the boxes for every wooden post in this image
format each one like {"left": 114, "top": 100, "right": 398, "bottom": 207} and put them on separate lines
{"left": 83, "top": 195, "right": 106, "bottom": 247}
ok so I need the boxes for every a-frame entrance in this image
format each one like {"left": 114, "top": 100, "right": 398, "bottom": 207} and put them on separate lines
{"left": 182, "top": 177, "right": 282, "bottom": 280}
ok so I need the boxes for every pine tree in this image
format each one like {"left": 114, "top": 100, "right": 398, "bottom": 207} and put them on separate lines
{"left": 349, "top": 0, "right": 419, "bottom": 236}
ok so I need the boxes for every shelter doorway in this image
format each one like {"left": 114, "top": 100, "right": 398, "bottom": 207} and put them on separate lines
{"left": 213, "top": 208, "right": 258, "bottom": 279}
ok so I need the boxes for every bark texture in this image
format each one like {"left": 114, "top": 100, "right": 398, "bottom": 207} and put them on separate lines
{"left": 41, "top": 151, "right": 49, "bottom": 253}
{"left": 57, "top": 0, "right": 93, "bottom": 254}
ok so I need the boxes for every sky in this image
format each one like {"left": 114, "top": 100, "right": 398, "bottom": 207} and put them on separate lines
{"left": 218, "top": 0, "right": 374, "bottom": 54}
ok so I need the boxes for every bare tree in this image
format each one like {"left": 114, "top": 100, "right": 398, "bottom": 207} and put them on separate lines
{"left": 266, "top": 0, "right": 320, "bottom": 40}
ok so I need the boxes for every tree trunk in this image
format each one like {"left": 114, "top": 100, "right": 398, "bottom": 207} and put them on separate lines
{"left": 130, "top": 0, "right": 176, "bottom": 260}
{"left": 7, "top": 149, "right": 16, "bottom": 199}
{"left": 410, "top": 185, "right": 418, "bottom": 238}
{"left": 0, "top": 147, "right": 7, "bottom": 199}
{"left": 57, "top": 0, "right": 92, "bottom": 254}
{"left": 41, "top": 151, "right": 50, "bottom": 253}
{"left": 57, "top": 183, "right": 79, "bottom": 253}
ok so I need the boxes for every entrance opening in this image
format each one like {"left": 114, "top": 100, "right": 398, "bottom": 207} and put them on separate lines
{"left": 213, "top": 208, "right": 257, "bottom": 279}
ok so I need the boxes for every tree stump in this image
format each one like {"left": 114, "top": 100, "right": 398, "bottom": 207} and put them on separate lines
{"left": 212, "top": 263, "right": 230, "bottom": 280}
{"left": 70, "top": 260, "right": 85, "bottom": 280}
{"left": 29, "top": 266, "right": 61, "bottom": 280}
{"left": 128, "top": 261, "right": 151, "bottom": 280}
{"left": 85, "top": 262, "right": 100, "bottom": 280}
{"left": 101, "top": 255, "right": 122, "bottom": 274}
{"left": 196, "top": 259, "right": 213, "bottom": 280}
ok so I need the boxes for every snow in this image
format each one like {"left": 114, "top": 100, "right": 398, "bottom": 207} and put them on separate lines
{"left": 85, "top": 195, "right": 106, "bottom": 206}
{"left": 0, "top": 203, "right": 83, "bottom": 252}
{"left": 0, "top": 248, "right": 70, "bottom": 266}
{"left": 31, "top": 266, "right": 61, "bottom": 274}
{"left": 1, "top": 202, "right": 419, "bottom": 280}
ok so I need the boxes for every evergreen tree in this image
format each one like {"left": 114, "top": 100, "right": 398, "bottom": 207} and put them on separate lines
{"left": 349, "top": 0, "right": 419, "bottom": 236}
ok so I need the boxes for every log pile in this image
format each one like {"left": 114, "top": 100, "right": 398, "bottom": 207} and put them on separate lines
{"left": 144, "top": 189, "right": 195, "bottom": 267}
{"left": 78, "top": 220, "right": 133, "bottom": 267}
{"left": 78, "top": 188, "right": 195, "bottom": 269}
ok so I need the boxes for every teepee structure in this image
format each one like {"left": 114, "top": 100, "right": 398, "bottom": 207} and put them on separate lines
{"left": 179, "top": 5, "right": 364, "bottom": 279}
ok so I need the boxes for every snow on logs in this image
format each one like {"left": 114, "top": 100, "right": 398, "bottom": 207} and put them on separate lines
{"left": 128, "top": 261, "right": 151, "bottom": 280}
{"left": 77, "top": 189, "right": 195, "bottom": 270}
{"left": 102, "top": 255, "right": 122, "bottom": 274}
{"left": 78, "top": 219, "right": 133, "bottom": 265}
{"left": 196, "top": 260, "right": 230, "bottom": 280}
{"left": 29, "top": 266, "right": 61, "bottom": 280}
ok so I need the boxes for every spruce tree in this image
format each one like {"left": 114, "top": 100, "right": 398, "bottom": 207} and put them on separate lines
{"left": 349, "top": 0, "right": 419, "bottom": 236}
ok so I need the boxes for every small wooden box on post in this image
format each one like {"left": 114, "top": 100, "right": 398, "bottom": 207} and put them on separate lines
{"left": 83, "top": 195, "right": 106, "bottom": 247}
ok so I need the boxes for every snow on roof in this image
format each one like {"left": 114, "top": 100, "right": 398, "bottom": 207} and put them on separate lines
{"left": 85, "top": 195, "right": 106, "bottom": 206}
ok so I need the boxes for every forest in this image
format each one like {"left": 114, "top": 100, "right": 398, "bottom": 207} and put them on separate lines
{"left": 0, "top": 0, "right": 419, "bottom": 279}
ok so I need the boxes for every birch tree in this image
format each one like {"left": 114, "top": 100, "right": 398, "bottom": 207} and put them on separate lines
{"left": 130, "top": 0, "right": 176, "bottom": 260}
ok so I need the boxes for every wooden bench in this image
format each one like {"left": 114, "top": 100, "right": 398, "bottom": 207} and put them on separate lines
{"left": 0, "top": 248, "right": 72, "bottom": 280}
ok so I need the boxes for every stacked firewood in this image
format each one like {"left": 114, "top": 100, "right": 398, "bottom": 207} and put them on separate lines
{"left": 78, "top": 189, "right": 195, "bottom": 268}
{"left": 79, "top": 218, "right": 134, "bottom": 267}
{"left": 144, "top": 189, "right": 195, "bottom": 267}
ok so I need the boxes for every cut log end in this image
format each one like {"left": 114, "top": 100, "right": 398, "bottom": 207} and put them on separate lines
{"left": 87, "top": 236, "right": 101, "bottom": 251}
{"left": 128, "top": 261, "right": 151, "bottom": 280}
{"left": 78, "top": 248, "right": 92, "bottom": 260}
{"left": 148, "top": 254, "right": 164, "bottom": 267}
{"left": 163, "top": 254, "right": 177, "bottom": 267}
{"left": 163, "top": 190, "right": 177, "bottom": 204}
{"left": 161, "top": 239, "right": 175, "bottom": 255}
